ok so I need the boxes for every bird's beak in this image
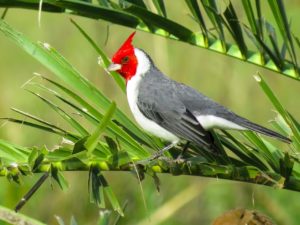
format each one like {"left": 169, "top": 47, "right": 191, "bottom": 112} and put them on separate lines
{"left": 107, "top": 63, "right": 122, "bottom": 71}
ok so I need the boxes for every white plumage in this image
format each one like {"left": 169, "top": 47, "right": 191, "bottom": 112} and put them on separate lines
{"left": 126, "top": 49, "right": 180, "bottom": 143}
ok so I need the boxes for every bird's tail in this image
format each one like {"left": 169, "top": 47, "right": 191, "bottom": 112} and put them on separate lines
{"left": 237, "top": 118, "right": 291, "bottom": 143}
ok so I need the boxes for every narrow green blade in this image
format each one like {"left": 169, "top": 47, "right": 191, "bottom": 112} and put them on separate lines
{"left": 85, "top": 102, "right": 116, "bottom": 155}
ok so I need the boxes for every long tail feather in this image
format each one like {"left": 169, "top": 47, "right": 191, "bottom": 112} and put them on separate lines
{"left": 238, "top": 119, "right": 291, "bottom": 143}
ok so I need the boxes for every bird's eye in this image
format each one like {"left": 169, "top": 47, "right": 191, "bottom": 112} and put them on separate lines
{"left": 121, "top": 56, "right": 129, "bottom": 64}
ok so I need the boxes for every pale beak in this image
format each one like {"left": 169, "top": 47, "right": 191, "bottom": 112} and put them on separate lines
{"left": 107, "top": 63, "right": 122, "bottom": 71}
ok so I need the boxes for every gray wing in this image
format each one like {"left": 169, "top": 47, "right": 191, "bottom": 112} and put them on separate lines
{"left": 174, "top": 82, "right": 291, "bottom": 143}
{"left": 174, "top": 82, "right": 239, "bottom": 121}
{"left": 137, "top": 74, "right": 214, "bottom": 148}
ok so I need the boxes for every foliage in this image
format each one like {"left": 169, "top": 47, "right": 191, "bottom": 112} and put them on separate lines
{"left": 0, "top": 0, "right": 299, "bottom": 222}
{"left": 1, "top": 0, "right": 300, "bottom": 79}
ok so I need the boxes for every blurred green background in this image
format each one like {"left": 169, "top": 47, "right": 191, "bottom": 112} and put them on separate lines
{"left": 1, "top": 1, "right": 300, "bottom": 224}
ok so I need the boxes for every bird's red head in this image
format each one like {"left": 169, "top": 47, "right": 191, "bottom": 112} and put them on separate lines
{"left": 108, "top": 32, "right": 138, "bottom": 81}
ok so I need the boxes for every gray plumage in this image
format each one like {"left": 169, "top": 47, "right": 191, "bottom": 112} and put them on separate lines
{"left": 137, "top": 58, "right": 291, "bottom": 149}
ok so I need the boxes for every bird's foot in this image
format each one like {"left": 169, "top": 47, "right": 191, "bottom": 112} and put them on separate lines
{"left": 136, "top": 143, "right": 177, "bottom": 165}
{"left": 174, "top": 154, "right": 186, "bottom": 164}
{"left": 174, "top": 141, "right": 190, "bottom": 162}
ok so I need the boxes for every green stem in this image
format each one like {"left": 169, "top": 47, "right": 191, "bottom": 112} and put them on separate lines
{"left": 2, "top": 159, "right": 300, "bottom": 192}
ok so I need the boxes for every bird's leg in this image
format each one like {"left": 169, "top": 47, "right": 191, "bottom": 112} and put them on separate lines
{"left": 176, "top": 141, "right": 190, "bottom": 160}
{"left": 137, "top": 142, "right": 177, "bottom": 164}
{"left": 150, "top": 142, "right": 177, "bottom": 160}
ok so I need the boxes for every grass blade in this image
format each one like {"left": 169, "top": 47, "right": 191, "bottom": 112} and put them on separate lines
{"left": 70, "top": 18, "right": 126, "bottom": 92}
{"left": 101, "top": 175, "right": 124, "bottom": 216}
{"left": 11, "top": 107, "right": 68, "bottom": 134}
{"left": 0, "top": 1, "right": 299, "bottom": 79}
{"left": 223, "top": 2, "right": 247, "bottom": 58}
{"left": 254, "top": 73, "right": 300, "bottom": 146}
{"left": 267, "top": 0, "right": 298, "bottom": 76}
{"left": 85, "top": 102, "right": 116, "bottom": 155}
{"left": 123, "top": 3, "right": 194, "bottom": 41}
{"left": 185, "top": 0, "right": 207, "bottom": 40}
{"left": 242, "top": 0, "right": 258, "bottom": 35}
{"left": 35, "top": 77, "right": 153, "bottom": 156}
{"left": 152, "top": 0, "right": 167, "bottom": 17}
{"left": 28, "top": 91, "right": 89, "bottom": 136}
{"left": 51, "top": 164, "right": 69, "bottom": 191}
{"left": 201, "top": 0, "right": 226, "bottom": 49}
{"left": 243, "top": 131, "right": 279, "bottom": 172}
{"left": 0, "top": 19, "right": 151, "bottom": 157}
{"left": 54, "top": 0, "right": 140, "bottom": 27}
{"left": 0, "top": 205, "right": 46, "bottom": 225}
{"left": 0, "top": 139, "right": 28, "bottom": 162}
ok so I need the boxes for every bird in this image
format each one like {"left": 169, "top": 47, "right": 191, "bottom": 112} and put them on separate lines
{"left": 107, "top": 32, "right": 291, "bottom": 156}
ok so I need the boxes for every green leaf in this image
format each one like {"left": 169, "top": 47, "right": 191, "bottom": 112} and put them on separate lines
{"left": 53, "top": 0, "right": 141, "bottom": 27}
{"left": 0, "top": 1, "right": 63, "bottom": 12}
{"left": 32, "top": 153, "right": 45, "bottom": 172}
{"left": 98, "top": 210, "right": 111, "bottom": 225}
{"left": 243, "top": 131, "right": 279, "bottom": 172}
{"left": 28, "top": 91, "right": 89, "bottom": 136}
{"left": 0, "top": 205, "right": 46, "bottom": 225}
{"left": 89, "top": 166, "right": 104, "bottom": 207}
{"left": 89, "top": 165, "right": 123, "bottom": 215}
{"left": 55, "top": 216, "right": 66, "bottom": 225}
{"left": 0, "top": 19, "right": 151, "bottom": 157}
{"left": 1, "top": 8, "right": 8, "bottom": 19}
{"left": 70, "top": 216, "right": 78, "bottom": 225}
{"left": 28, "top": 148, "right": 39, "bottom": 169}
{"left": 1, "top": 117, "right": 70, "bottom": 138}
{"left": 255, "top": 0, "right": 264, "bottom": 39}
{"left": 201, "top": 0, "right": 225, "bottom": 49}
{"left": 0, "top": 139, "right": 27, "bottom": 162}
{"left": 265, "top": 21, "right": 283, "bottom": 67}
{"left": 185, "top": 0, "right": 207, "bottom": 38}
{"left": 125, "top": 0, "right": 147, "bottom": 9}
{"left": 252, "top": 31, "right": 282, "bottom": 69}
{"left": 36, "top": 77, "right": 152, "bottom": 157}
{"left": 152, "top": 0, "right": 167, "bottom": 17}
{"left": 70, "top": 19, "right": 126, "bottom": 92}
{"left": 123, "top": 3, "right": 194, "bottom": 41}
{"left": 221, "top": 131, "right": 269, "bottom": 170}
{"left": 85, "top": 102, "right": 116, "bottom": 155}
{"left": 98, "top": 173, "right": 124, "bottom": 216}
{"left": 1, "top": 1, "right": 300, "bottom": 79}
{"left": 223, "top": 2, "right": 247, "bottom": 58}
{"left": 11, "top": 108, "right": 69, "bottom": 135}
{"left": 96, "top": 0, "right": 110, "bottom": 8}
{"left": 254, "top": 73, "right": 300, "bottom": 145}
{"left": 51, "top": 164, "right": 69, "bottom": 191}
{"left": 280, "top": 152, "right": 294, "bottom": 180}
{"left": 98, "top": 209, "right": 112, "bottom": 225}
{"left": 267, "top": 0, "right": 298, "bottom": 70}
{"left": 242, "top": 0, "right": 258, "bottom": 35}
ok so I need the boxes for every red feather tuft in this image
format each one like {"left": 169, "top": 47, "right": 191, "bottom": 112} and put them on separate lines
{"left": 112, "top": 31, "right": 136, "bottom": 63}
{"left": 111, "top": 32, "right": 138, "bottom": 82}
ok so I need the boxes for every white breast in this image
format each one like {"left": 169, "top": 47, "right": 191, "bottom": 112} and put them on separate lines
{"left": 126, "top": 49, "right": 179, "bottom": 143}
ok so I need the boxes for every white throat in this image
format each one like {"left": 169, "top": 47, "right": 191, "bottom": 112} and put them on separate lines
{"left": 126, "top": 48, "right": 179, "bottom": 143}
{"left": 133, "top": 48, "right": 151, "bottom": 77}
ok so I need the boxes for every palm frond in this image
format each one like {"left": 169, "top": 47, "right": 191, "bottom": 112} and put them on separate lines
{"left": 0, "top": 18, "right": 299, "bottom": 189}
{"left": 0, "top": 0, "right": 299, "bottom": 78}
{"left": 0, "top": 4, "right": 300, "bottom": 216}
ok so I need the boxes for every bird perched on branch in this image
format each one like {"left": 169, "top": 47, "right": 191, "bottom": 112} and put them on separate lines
{"left": 108, "top": 32, "right": 291, "bottom": 156}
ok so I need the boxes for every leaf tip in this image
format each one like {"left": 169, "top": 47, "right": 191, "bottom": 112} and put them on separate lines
{"left": 42, "top": 42, "right": 51, "bottom": 50}
{"left": 253, "top": 73, "right": 261, "bottom": 82}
